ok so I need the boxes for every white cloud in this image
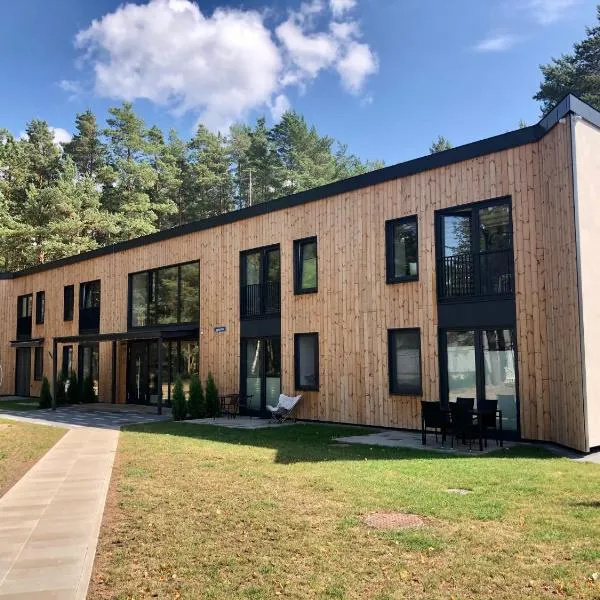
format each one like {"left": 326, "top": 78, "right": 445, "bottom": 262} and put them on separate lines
{"left": 269, "top": 94, "right": 292, "bottom": 121}
{"left": 50, "top": 127, "right": 72, "bottom": 145}
{"left": 527, "top": 0, "right": 579, "bottom": 24}
{"left": 58, "top": 79, "right": 84, "bottom": 101}
{"left": 474, "top": 34, "right": 519, "bottom": 52}
{"left": 330, "top": 0, "right": 357, "bottom": 18}
{"left": 69, "top": 0, "right": 378, "bottom": 130}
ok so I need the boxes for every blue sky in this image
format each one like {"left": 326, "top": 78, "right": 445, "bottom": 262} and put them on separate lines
{"left": 0, "top": 0, "right": 595, "bottom": 164}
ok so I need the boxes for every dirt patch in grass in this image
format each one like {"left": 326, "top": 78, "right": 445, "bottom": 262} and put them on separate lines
{"left": 0, "top": 418, "right": 64, "bottom": 497}
{"left": 89, "top": 422, "right": 600, "bottom": 599}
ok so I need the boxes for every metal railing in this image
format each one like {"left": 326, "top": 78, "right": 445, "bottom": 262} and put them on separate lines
{"left": 240, "top": 281, "right": 281, "bottom": 318}
{"left": 439, "top": 249, "right": 513, "bottom": 299}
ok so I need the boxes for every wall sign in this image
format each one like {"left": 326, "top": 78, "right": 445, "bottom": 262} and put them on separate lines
{"left": 214, "top": 326, "right": 227, "bottom": 334}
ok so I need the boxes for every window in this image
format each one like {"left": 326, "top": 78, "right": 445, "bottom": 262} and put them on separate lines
{"left": 64, "top": 285, "right": 74, "bottom": 321}
{"left": 388, "top": 328, "right": 422, "bottom": 395}
{"left": 80, "top": 280, "right": 100, "bottom": 309}
{"left": 294, "top": 237, "right": 318, "bottom": 294}
{"left": 294, "top": 333, "right": 319, "bottom": 390}
{"left": 34, "top": 346, "right": 43, "bottom": 381}
{"left": 62, "top": 346, "right": 73, "bottom": 377}
{"left": 386, "top": 216, "right": 418, "bottom": 283}
{"left": 17, "top": 294, "right": 32, "bottom": 318}
{"left": 240, "top": 246, "right": 281, "bottom": 318}
{"left": 35, "top": 291, "right": 45, "bottom": 325}
{"left": 129, "top": 262, "right": 199, "bottom": 328}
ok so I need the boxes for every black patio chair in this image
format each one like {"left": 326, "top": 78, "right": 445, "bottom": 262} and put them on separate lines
{"left": 478, "top": 399, "right": 500, "bottom": 447}
{"left": 421, "top": 401, "right": 449, "bottom": 446}
{"left": 456, "top": 397, "right": 475, "bottom": 410}
{"left": 449, "top": 402, "right": 480, "bottom": 450}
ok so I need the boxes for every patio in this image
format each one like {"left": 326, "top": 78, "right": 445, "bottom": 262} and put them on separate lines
{"left": 184, "top": 416, "right": 298, "bottom": 429}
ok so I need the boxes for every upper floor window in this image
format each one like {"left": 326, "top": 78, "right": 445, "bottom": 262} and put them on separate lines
{"left": 16, "top": 294, "right": 32, "bottom": 339}
{"left": 64, "top": 285, "right": 74, "bottom": 321}
{"left": 80, "top": 280, "right": 101, "bottom": 333}
{"left": 294, "top": 237, "right": 318, "bottom": 294}
{"left": 437, "top": 199, "right": 513, "bottom": 300}
{"left": 129, "top": 261, "right": 199, "bottom": 329}
{"left": 294, "top": 333, "right": 319, "bottom": 391}
{"left": 35, "top": 291, "right": 45, "bottom": 325}
{"left": 386, "top": 216, "right": 418, "bottom": 283}
{"left": 240, "top": 246, "right": 280, "bottom": 319}
{"left": 388, "top": 328, "right": 422, "bottom": 395}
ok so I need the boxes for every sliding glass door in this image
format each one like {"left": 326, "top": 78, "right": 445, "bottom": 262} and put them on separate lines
{"left": 441, "top": 328, "right": 519, "bottom": 435}
{"left": 241, "top": 337, "right": 281, "bottom": 415}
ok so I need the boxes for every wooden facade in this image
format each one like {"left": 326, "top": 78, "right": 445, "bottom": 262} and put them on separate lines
{"left": 0, "top": 98, "right": 598, "bottom": 452}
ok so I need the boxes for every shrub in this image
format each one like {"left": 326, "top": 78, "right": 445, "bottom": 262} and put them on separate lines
{"left": 66, "top": 371, "right": 80, "bottom": 405}
{"left": 172, "top": 375, "right": 187, "bottom": 421}
{"left": 205, "top": 372, "right": 220, "bottom": 418}
{"left": 39, "top": 376, "right": 52, "bottom": 409}
{"left": 82, "top": 375, "right": 96, "bottom": 404}
{"left": 56, "top": 372, "right": 67, "bottom": 406}
{"left": 187, "top": 374, "right": 205, "bottom": 419}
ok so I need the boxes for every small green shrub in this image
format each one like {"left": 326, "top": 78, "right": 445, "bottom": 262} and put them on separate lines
{"left": 187, "top": 373, "right": 205, "bottom": 419}
{"left": 56, "top": 372, "right": 67, "bottom": 406}
{"left": 172, "top": 375, "right": 187, "bottom": 421}
{"left": 66, "top": 371, "right": 80, "bottom": 405}
{"left": 82, "top": 375, "right": 96, "bottom": 404}
{"left": 205, "top": 372, "right": 220, "bottom": 418}
{"left": 39, "top": 376, "right": 52, "bottom": 409}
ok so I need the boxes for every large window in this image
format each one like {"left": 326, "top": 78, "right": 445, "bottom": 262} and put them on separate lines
{"left": 388, "top": 328, "right": 422, "bottom": 395}
{"left": 16, "top": 294, "right": 32, "bottom": 339}
{"left": 80, "top": 280, "right": 100, "bottom": 309}
{"left": 34, "top": 346, "right": 43, "bottom": 381}
{"left": 294, "top": 237, "right": 318, "bottom": 294}
{"left": 35, "top": 291, "right": 45, "bottom": 325}
{"left": 129, "top": 261, "right": 199, "bottom": 328}
{"left": 240, "top": 246, "right": 281, "bottom": 318}
{"left": 79, "top": 280, "right": 101, "bottom": 333}
{"left": 294, "top": 333, "right": 319, "bottom": 391}
{"left": 386, "top": 216, "right": 418, "bottom": 283}
{"left": 62, "top": 345, "right": 73, "bottom": 377}
{"left": 64, "top": 285, "right": 74, "bottom": 321}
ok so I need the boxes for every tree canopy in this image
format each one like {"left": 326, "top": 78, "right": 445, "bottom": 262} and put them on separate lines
{"left": 535, "top": 5, "right": 600, "bottom": 113}
{"left": 429, "top": 135, "right": 453, "bottom": 154}
{"left": 0, "top": 106, "right": 383, "bottom": 271}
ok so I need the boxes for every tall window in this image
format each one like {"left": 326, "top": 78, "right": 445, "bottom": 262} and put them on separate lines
{"left": 294, "top": 237, "right": 318, "bottom": 294}
{"left": 80, "top": 280, "right": 101, "bottom": 309}
{"left": 64, "top": 285, "right": 74, "bottom": 321}
{"left": 35, "top": 291, "right": 45, "bottom": 325}
{"left": 386, "top": 216, "right": 419, "bottom": 283}
{"left": 16, "top": 294, "right": 32, "bottom": 339}
{"left": 294, "top": 333, "right": 319, "bottom": 391}
{"left": 388, "top": 328, "right": 422, "bottom": 395}
{"left": 129, "top": 261, "right": 199, "bottom": 328}
{"left": 240, "top": 246, "right": 281, "bottom": 318}
{"left": 34, "top": 346, "right": 43, "bottom": 381}
{"left": 62, "top": 345, "right": 73, "bottom": 377}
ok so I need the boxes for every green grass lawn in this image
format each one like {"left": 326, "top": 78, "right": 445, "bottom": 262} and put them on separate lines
{"left": 0, "top": 397, "right": 41, "bottom": 411}
{"left": 0, "top": 418, "right": 64, "bottom": 497}
{"left": 90, "top": 423, "right": 600, "bottom": 600}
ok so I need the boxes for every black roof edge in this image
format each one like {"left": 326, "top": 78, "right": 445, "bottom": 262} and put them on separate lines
{"left": 3, "top": 93, "right": 599, "bottom": 280}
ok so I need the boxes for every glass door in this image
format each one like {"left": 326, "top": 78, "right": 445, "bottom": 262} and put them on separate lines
{"left": 15, "top": 348, "right": 31, "bottom": 396}
{"left": 241, "top": 337, "right": 281, "bottom": 416}
{"left": 127, "top": 342, "right": 150, "bottom": 404}
{"left": 441, "top": 328, "right": 519, "bottom": 436}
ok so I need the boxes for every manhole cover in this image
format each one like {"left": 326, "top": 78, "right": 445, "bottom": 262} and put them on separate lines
{"left": 363, "top": 512, "right": 425, "bottom": 530}
{"left": 447, "top": 488, "right": 472, "bottom": 495}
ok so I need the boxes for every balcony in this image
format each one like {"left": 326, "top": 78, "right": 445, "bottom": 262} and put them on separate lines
{"left": 438, "top": 249, "right": 514, "bottom": 300}
{"left": 240, "top": 281, "right": 281, "bottom": 319}
{"left": 79, "top": 306, "right": 100, "bottom": 334}
{"left": 16, "top": 316, "right": 32, "bottom": 340}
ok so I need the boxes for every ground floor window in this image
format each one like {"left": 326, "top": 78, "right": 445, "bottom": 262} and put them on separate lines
{"left": 241, "top": 337, "right": 281, "bottom": 414}
{"left": 294, "top": 333, "right": 319, "bottom": 391}
{"left": 34, "top": 346, "right": 43, "bottom": 381}
{"left": 388, "top": 328, "right": 422, "bottom": 395}
{"left": 79, "top": 343, "right": 99, "bottom": 397}
{"left": 62, "top": 346, "right": 73, "bottom": 377}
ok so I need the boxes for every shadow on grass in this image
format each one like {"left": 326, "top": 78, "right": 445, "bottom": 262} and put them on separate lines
{"left": 120, "top": 420, "right": 560, "bottom": 464}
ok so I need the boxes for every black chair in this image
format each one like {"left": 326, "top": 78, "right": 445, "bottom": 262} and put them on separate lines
{"left": 456, "top": 397, "right": 475, "bottom": 410}
{"left": 449, "top": 402, "right": 480, "bottom": 450}
{"left": 421, "top": 401, "right": 449, "bottom": 446}
{"left": 478, "top": 399, "right": 500, "bottom": 447}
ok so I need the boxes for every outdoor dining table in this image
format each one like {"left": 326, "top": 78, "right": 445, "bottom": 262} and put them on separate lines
{"left": 219, "top": 393, "right": 253, "bottom": 418}
{"left": 440, "top": 406, "right": 504, "bottom": 451}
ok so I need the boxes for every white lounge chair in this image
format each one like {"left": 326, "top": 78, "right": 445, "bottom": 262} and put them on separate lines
{"left": 266, "top": 394, "right": 302, "bottom": 423}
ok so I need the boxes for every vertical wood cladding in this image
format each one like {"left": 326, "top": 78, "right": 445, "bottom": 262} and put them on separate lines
{"left": 0, "top": 121, "right": 585, "bottom": 450}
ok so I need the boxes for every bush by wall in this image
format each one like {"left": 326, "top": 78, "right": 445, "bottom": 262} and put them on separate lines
{"left": 39, "top": 376, "right": 52, "bottom": 409}
{"left": 82, "top": 375, "right": 96, "bottom": 404}
{"left": 205, "top": 372, "right": 220, "bottom": 418}
{"left": 56, "top": 372, "right": 67, "bottom": 406}
{"left": 172, "top": 375, "right": 187, "bottom": 421}
{"left": 66, "top": 371, "right": 80, "bottom": 405}
{"left": 187, "top": 374, "right": 205, "bottom": 419}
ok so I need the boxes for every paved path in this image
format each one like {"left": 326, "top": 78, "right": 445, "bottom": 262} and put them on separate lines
{"left": 0, "top": 409, "right": 168, "bottom": 599}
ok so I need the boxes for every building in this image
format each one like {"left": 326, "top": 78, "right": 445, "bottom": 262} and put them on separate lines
{"left": 0, "top": 94, "right": 599, "bottom": 452}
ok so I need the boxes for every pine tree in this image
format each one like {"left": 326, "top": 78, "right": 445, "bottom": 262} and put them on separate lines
{"left": 39, "top": 377, "right": 52, "bottom": 409}
{"left": 246, "top": 117, "right": 283, "bottom": 205}
{"left": 63, "top": 110, "right": 106, "bottom": 177}
{"left": 21, "top": 119, "right": 62, "bottom": 188}
{"left": 535, "top": 6, "right": 600, "bottom": 113}
{"left": 171, "top": 375, "right": 187, "bottom": 421}
{"left": 187, "top": 373, "right": 205, "bottom": 419}
{"left": 229, "top": 123, "right": 252, "bottom": 209}
{"left": 66, "top": 371, "right": 80, "bottom": 405}
{"left": 429, "top": 135, "right": 453, "bottom": 154}
{"left": 205, "top": 372, "right": 220, "bottom": 418}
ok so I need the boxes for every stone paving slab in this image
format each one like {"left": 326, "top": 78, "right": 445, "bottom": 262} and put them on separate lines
{"left": 0, "top": 427, "right": 118, "bottom": 599}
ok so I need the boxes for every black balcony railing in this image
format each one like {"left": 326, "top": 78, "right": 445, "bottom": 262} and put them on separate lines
{"left": 439, "top": 249, "right": 514, "bottom": 300}
{"left": 79, "top": 306, "right": 100, "bottom": 333}
{"left": 241, "top": 281, "right": 281, "bottom": 318}
{"left": 16, "top": 316, "right": 32, "bottom": 340}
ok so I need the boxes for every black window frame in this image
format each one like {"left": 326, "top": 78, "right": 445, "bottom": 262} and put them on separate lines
{"left": 62, "top": 345, "right": 73, "bottom": 377}
{"left": 127, "top": 260, "right": 200, "bottom": 330}
{"left": 34, "top": 346, "right": 43, "bottom": 381}
{"left": 64, "top": 285, "right": 74, "bottom": 321}
{"left": 239, "top": 244, "right": 281, "bottom": 319}
{"left": 294, "top": 332, "right": 320, "bottom": 391}
{"left": 80, "top": 280, "right": 101, "bottom": 310}
{"left": 35, "top": 291, "right": 45, "bottom": 325}
{"left": 388, "top": 327, "right": 422, "bottom": 396}
{"left": 293, "top": 236, "right": 318, "bottom": 295}
{"left": 385, "top": 215, "right": 419, "bottom": 284}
